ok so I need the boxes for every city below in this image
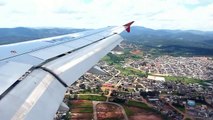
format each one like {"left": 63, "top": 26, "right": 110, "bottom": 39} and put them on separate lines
{"left": 1, "top": 1, "right": 213, "bottom": 120}
{"left": 55, "top": 42, "right": 213, "bottom": 120}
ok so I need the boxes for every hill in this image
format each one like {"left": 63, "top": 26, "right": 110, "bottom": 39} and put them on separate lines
{"left": 0, "top": 26, "right": 213, "bottom": 56}
{"left": 121, "top": 26, "right": 213, "bottom": 56}
{"left": 0, "top": 27, "right": 85, "bottom": 45}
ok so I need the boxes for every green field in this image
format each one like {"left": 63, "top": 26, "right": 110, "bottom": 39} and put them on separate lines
{"left": 71, "top": 107, "right": 93, "bottom": 113}
{"left": 102, "top": 53, "right": 124, "bottom": 65}
{"left": 78, "top": 95, "right": 107, "bottom": 101}
{"left": 176, "top": 106, "right": 185, "bottom": 113}
{"left": 102, "top": 52, "right": 148, "bottom": 77}
{"left": 123, "top": 105, "right": 134, "bottom": 116}
{"left": 102, "top": 49, "right": 142, "bottom": 64}
{"left": 165, "top": 76, "right": 204, "bottom": 84}
{"left": 115, "top": 65, "right": 148, "bottom": 77}
{"left": 172, "top": 103, "right": 185, "bottom": 112}
{"left": 184, "top": 118, "right": 192, "bottom": 120}
{"left": 126, "top": 100, "right": 151, "bottom": 110}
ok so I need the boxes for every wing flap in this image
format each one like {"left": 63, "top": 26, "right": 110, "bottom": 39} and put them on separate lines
{"left": 0, "top": 69, "right": 63, "bottom": 120}
{"left": 24, "top": 75, "right": 66, "bottom": 120}
{"left": 0, "top": 61, "right": 32, "bottom": 95}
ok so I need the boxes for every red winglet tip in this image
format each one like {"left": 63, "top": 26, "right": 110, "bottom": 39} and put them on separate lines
{"left": 123, "top": 21, "right": 134, "bottom": 33}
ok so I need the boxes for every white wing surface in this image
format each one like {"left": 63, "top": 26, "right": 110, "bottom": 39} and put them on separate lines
{"left": 0, "top": 21, "right": 134, "bottom": 120}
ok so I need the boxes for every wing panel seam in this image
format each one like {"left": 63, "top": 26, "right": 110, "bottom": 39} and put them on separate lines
{"left": 37, "top": 66, "right": 68, "bottom": 88}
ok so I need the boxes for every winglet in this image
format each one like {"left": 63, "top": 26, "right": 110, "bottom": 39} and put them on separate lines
{"left": 123, "top": 21, "right": 134, "bottom": 33}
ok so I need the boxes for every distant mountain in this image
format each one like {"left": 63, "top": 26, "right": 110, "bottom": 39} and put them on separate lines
{"left": 0, "top": 27, "right": 85, "bottom": 45}
{"left": 121, "top": 26, "right": 213, "bottom": 48}
{"left": 121, "top": 26, "right": 213, "bottom": 56}
{"left": 1, "top": 26, "right": 213, "bottom": 56}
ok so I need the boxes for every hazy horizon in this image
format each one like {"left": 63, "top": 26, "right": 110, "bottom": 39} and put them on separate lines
{"left": 1, "top": 25, "right": 213, "bottom": 32}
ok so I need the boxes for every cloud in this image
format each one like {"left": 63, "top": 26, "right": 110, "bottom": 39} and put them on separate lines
{"left": 0, "top": 2, "right": 5, "bottom": 6}
{"left": 55, "top": 8, "right": 80, "bottom": 14}
{"left": 0, "top": 0, "right": 212, "bottom": 31}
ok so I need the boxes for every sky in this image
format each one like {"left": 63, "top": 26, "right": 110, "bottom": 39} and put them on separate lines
{"left": 0, "top": 0, "right": 213, "bottom": 31}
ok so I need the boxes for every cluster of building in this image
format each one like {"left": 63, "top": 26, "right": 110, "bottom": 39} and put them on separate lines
{"left": 61, "top": 41, "right": 213, "bottom": 119}
{"left": 129, "top": 55, "right": 213, "bottom": 80}
{"left": 65, "top": 58, "right": 213, "bottom": 119}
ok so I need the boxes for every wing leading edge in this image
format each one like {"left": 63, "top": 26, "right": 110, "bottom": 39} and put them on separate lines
{"left": 0, "top": 21, "right": 134, "bottom": 120}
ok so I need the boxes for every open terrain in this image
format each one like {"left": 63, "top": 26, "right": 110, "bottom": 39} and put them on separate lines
{"left": 70, "top": 100, "right": 93, "bottom": 120}
{"left": 96, "top": 103, "right": 125, "bottom": 120}
{"left": 126, "top": 106, "right": 163, "bottom": 120}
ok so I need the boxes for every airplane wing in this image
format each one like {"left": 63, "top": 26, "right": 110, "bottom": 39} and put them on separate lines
{"left": 0, "top": 21, "right": 134, "bottom": 120}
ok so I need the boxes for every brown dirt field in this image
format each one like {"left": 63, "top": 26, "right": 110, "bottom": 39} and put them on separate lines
{"left": 70, "top": 100, "right": 93, "bottom": 120}
{"left": 131, "top": 50, "right": 141, "bottom": 55}
{"left": 96, "top": 103, "right": 124, "bottom": 120}
{"left": 129, "top": 114, "right": 162, "bottom": 120}
{"left": 128, "top": 106, "right": 163, "bottom": 120}
{"left": 96, "top": 103, "right": 122, "bottom": 112}
{"left": 97, "top": 112, "right": 124, "bottom": 120}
